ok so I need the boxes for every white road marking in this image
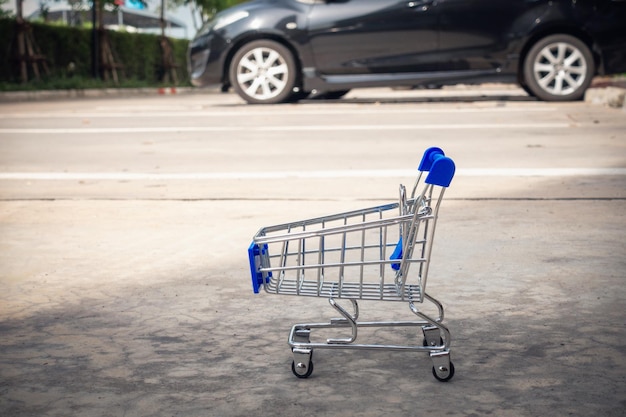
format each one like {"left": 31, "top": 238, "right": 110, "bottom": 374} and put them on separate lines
{"left": 1, "top": 168, "right": 624, "bottom": 181}
{"left": 0, "top": 123, "right": 570, "bottom": 134}
{"left": 0, "top": 107, "right": 559, "bottom": 119}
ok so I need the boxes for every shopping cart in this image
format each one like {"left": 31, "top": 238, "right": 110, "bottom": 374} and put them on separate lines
{"left": 248, "top": 147, "right": 456, "bottom": 381}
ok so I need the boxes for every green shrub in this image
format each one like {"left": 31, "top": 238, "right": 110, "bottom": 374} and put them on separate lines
{"left": 0, "top": 18, "right": 189, "bottom": 89}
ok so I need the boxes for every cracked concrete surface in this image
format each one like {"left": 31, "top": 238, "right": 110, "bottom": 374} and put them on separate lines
{"left": 1, "top": 195, "right": 624, "bottom": 417}
{"left": 1, "top": 94, "right": 625, "bottom": 416}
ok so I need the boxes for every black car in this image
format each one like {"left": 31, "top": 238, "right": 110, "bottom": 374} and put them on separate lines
{"left": 187, "top": 0, "right": 626, "bottom": 104}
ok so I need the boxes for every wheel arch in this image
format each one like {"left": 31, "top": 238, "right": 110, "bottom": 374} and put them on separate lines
{"left": 221, "top": 33, "right": 305, "bottom": 91}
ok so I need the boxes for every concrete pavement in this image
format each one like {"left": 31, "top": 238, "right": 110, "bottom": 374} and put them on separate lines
{"left": 0, "top": 95, "right": 625, "bottom": 417}
{"left": 1, "top": 195, "right": 624, "bottom": 416}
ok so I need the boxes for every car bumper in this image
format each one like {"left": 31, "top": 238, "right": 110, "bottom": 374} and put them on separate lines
{"left": 187, "top": 35, "right": 227, "bottom": 87}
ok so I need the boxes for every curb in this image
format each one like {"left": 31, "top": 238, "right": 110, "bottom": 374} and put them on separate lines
{"left": 0, "top": 86, "right": 208, "bottom": 102}
{"left": 585, "top": 87, "right": 626, "bottom": 109}
{"left": 0, "top": 78, "right": 624, "bottom": 106}
{"left": 585, "top": 76, "right": 626, "bottom": 108}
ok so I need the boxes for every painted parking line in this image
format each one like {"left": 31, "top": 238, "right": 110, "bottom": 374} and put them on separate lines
{"left": 0, "top": 168, "right": 624, "bottom": 181}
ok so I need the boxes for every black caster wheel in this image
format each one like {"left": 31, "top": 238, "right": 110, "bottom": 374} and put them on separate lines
{"left": 291, "top": 360, "right": 314, "bottom": 379}
{"left": 432, "top": 361, "right": 455, "bottom": 382}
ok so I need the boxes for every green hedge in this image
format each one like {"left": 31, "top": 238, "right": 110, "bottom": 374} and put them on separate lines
{"left": 0, "top": 18, "right": 189, "bottom": 89}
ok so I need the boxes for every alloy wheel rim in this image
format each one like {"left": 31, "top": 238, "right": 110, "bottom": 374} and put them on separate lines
{"left": 533, "top": 42, "right": 587, "bottom": 96}
{"left": 237, "top": 47, "right": 289, "bottom": 100}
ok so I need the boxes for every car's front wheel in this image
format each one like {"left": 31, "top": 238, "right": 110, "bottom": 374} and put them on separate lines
{"left": 229, "top": 40, "right": 298, "bottom": 104}
{"left": 523, "top": 34, "right": 594, "bottom": 101}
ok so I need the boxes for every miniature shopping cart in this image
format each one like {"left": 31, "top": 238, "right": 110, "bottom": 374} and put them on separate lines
{"left": 248, "top": 147, "right": 456, "bottom": 381}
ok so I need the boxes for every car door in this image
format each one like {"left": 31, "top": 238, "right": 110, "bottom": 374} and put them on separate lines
{"left": 436, "top": 0, "right": 547, "bottom": 72}
{"left": 305, "top": 0, "right": 440, "bottom": 75}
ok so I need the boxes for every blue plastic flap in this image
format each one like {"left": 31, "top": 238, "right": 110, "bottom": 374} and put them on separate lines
{"left": 418, "top": 147, "right": 445, "bottom": 172}
{"left": 390, "top": 236, "right": 403, "bottom": 271}
{"left": 248, "top": 242, "right": 270, "bottom": 294}
{"left": 425, "top": 156, "right": 456, "bottom": 187}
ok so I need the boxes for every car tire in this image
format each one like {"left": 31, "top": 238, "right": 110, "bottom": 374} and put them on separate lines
{"left": 229, "top": 40, "right": 298, "bottom": 104}
{"left": 523, "top": 34, "right": 594, "bottom": 101}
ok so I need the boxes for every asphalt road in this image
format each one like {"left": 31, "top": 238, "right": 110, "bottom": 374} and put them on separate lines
{"left": 1, "top": 87, "right": 625, "bottom": 416}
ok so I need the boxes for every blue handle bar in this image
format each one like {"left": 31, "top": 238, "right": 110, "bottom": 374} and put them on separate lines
{"left": 418, "top": 147, "right": 455, "bottom": 188}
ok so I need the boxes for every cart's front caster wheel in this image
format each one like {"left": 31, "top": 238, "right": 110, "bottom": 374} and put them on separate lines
{"left": 432, "top": 361, "right": 455, "bottom": 382}
{"left": 291, "top": 359, "right": 314, "bottom": 378}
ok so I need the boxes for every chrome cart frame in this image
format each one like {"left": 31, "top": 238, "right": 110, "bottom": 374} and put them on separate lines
{"left": 248, "top": 147, "right": 456, "bottom": 381}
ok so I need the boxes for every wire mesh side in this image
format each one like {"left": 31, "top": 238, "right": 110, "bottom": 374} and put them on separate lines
{"left": 253, "top": 199, "right": 438, "bottom": 301}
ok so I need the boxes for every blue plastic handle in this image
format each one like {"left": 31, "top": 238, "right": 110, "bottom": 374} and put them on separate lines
{"left": 418, "top": 147, "right": 455, "bottom": 188}
{"left": 418, "top": 147, "right": 445, "bottom": 172}
{"left": 426, "top": 156, "right": 455, "bottom": 187}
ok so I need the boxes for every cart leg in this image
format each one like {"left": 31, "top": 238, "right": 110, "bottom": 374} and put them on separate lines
{"left": 430, "top": 350, "right": 455, "bottom": 382}
{"left": 422, "top": 325, "right": 443, "bottom": 347}
{"left": 293, "top": 327, "right": 311, "bottom": 344}
{"left": 423, "top": 293, "right": 445, "bottom": 323}
{"left": 327, "top": 298, "right": 358, "bottom": 344}
{"left": 291, "top": 348, "right": 314, "bottom": 378}
{"left": 409, "top": 301, "right": 451, "bottom": 349}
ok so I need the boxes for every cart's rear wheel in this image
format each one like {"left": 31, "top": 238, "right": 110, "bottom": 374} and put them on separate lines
{"left": 432, "top": 361, "right": 455, "bottom": 382}
{"left": 291, "top": 359, "right": 314, "bottom": 378}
